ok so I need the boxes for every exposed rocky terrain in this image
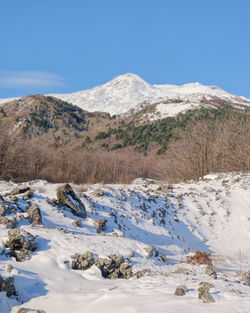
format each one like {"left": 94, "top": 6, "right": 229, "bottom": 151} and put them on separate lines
{"left": 0, "top": 172, "right": 249, "bottom": 312}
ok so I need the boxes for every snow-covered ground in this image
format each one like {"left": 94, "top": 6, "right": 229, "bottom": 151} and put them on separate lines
{"left": 0, "top": 172, "right": 250, "bottom": 312}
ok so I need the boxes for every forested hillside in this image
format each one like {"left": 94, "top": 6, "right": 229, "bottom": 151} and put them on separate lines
{"left": 0, "top": 95, "right": 249, "bottom": 184}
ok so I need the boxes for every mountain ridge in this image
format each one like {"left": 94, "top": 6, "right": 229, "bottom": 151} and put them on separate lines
{"left": 1, "top": 73, "right": 250, "bottom": 118}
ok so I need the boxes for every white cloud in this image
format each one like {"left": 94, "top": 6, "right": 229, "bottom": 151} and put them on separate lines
{"left": 0, "top": 71, "right": 65, "bottom": 89}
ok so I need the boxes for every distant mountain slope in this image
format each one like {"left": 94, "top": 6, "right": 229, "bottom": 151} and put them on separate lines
{"left": 50, "top": 73, "right": 250, "bottom": 116}
{"left": 1, "top": 73, "right": 249, "bottom": 118}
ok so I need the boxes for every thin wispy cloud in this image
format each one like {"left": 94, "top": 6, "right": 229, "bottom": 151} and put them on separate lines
{"left": 0, "top": 71, "right": 65, "bottom": 89}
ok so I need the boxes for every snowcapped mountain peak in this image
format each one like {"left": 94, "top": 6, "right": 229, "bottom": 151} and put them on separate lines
{"left": 0, "top": 73, "right": 250, "bottom": 117}
{"left": 104, "top": 73, "right": 152, "bottom": 92}
{"left": 49, "top": 74, "right": 250, "bottom": 116}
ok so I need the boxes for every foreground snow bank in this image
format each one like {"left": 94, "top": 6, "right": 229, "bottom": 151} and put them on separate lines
{"left": 0, "top": 172, "right": 249, "bottom": 313}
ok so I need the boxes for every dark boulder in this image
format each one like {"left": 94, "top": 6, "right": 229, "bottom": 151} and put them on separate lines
{"left": 56, "top": 184, "right": 87, "bottom": 218}
{"left": 5, "top": 228, "right": 37, "bottom": 261}
{"left": 27, "top": 203, "right": 43, "bottom": 226}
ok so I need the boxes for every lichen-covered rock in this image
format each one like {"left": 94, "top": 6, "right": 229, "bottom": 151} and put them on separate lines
{"left": 198, "top": 281, "right": 215, "bottom": 303}
{"left": 5, "top": 228, "right": 37, "bottom": 261}
{"left": 71, "top": 251, "right": 95, "bottom": 270}
{"left": 198, "top": 291, "right": 215, "bottom": 303}
{"left": 10, "top": 186, "right": 31, "bottom": 195}
{"left": 56, "top": 184, "right": 86, "bottom": 218}
{"left": 145, "top": 245, "right": 154, "bottom": 259}
{"left": 198, "top": 281, "right": 214, "bottom": 293}
{"left": 96, "top": 254, "right": 132, "bottom": 279}
{"left": 0, "top": 275, "right": 16, "bottom": 297}
{"left": 93, "top": 219, "right": 107, "bottom": 233}
{"left": 17, "top": 309, "right": 46, "bottom": 313}
{"left": 205, "top": 265, "right": 217, "bottom": 279}
{"left": 175, "top": 285, "right": 188, "bottom": 296}
{"left": 27, "top": 203, "right": 43, "bottom": 226}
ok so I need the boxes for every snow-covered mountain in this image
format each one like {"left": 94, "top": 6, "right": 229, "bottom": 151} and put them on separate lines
{"left": 50, "top": 73, "right": 250, "bottom": 116}
{"left": 0, "top": 173, "right": 250, "bottom": 312}
{"left": 1, "top": 73, "right": 250, "bottom": 118}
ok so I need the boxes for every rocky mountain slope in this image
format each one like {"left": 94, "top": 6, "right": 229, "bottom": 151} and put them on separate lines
{"left": 1, "top": 74, "right": 250, "bottom": 119}
{"left": 0, "top": 94, "right": 111, "bottom": 144}
{"left": 0, "top": 172, "right": 249, "bottom": 312}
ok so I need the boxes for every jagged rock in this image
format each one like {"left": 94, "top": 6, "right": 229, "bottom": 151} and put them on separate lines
{"left": 242, "top": 270, "right": 250, "bottom": 285}
{"left": 17, "top": 309, "right": 46, "bottom": 313}
{"left": 0, "top": 215, "right": 9, "bottom": 226}
{"left": 5, "top": 228, "right": 37, "bottom": 261}
{"left": 27, "top": 203, "right": 43, "bottom": 226}
{"left": 198, "top": 281, "right": 214, "bottom": 292}
{"left": 0, "top": 216, "right": 16, "bottom": 228}
{"left": 198, "top": 281, "right": 215, "bottom": 303}
{"left": 159, "top": 255, "right": 168, "bottom": 263}
{"left": 96, "top": 254, "right": 132, "bottom": 279}
{"left": 22, "top": 190, "right": 33, "bottom": 200}
{"left": 93, "top": 219, "right": 107, "bottom": 233}
{"left": 198, "top": 291, "right": 215, "bottom": 303}
{"left": 72, "top": 219, "right": 82, "bottom": 227}
{"left": 8, "top": 195, "right": 17, "bottom": 202}
{"left": 205, "top": 265, "right": 217, "bottom": 279}
{"left": 93, "top": 189, "right": 103, "bottom": 197}
{"left": 56, "top": 184, "right": 87, "bottom": 218}
{"left": 145, "top": 245, "right": 154, "bottom": 259}
{"left": 175, "top": 285, "right": 188, "bottom": 296}
{"left": 10, "top": 186, "right": 31, "bottom": 195}
{"left": 71, "top": 251, "right": 95, "bottom": 270}
{"left": 0, "top": 275, "right": 16, "bottom": 297}
{"left": 136, "top": 269, "right": 152, "bottom": 279}
{"left": 6, "top": 264, "right": 12, "bottom": 272}
{"left": 0, "top": 195, "right": 6, "bottom": 216}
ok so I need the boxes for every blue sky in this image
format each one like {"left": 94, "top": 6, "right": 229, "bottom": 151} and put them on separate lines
{"left": 0, "top": 0, "right": 250, "bottom": 98}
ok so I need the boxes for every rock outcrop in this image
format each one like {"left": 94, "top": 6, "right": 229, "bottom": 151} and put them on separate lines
{"left": 96, "top": 254, "right": 132, "bottom": 279}
{"left": 27, "top": 203, "right": 43, "bottom": 226}
{"left": 93, "top": 219, "right": 107, "bottom": 233}
{"left": 198, "top": 281, "right": 215, "bottom": 303}
{"left": 0, "top": 275, "right": 16, "bottom": 297}
{"left": 5, "top": 228, "right": 37, "bottom": 261}
{"left": 71, "top": 252, "right": 95, "bottom": 270}
{"left": 175, "top": 285, "right": 188, "bottom": 296}
{"left": 56, "top": 184, "right": 87, "bottom": 218}
{"left": 205, "top": 265, "right": 217, "bottom": 279}
{"left": 10, "top": 186, "right": 31, "bottom": 195}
